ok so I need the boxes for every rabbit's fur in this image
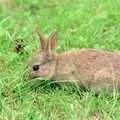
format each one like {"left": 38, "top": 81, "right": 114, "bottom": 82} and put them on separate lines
{"left": 0, "top": 0, "right": 11, "bottom": 6}
{"left": 27, "top": 28, "right": 120, "bottom": 93}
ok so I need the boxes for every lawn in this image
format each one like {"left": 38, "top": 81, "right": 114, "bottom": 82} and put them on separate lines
{"left": 0, "top": 0, "right": 120, "bottom": 119}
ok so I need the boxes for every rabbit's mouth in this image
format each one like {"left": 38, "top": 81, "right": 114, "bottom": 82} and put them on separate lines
{"left": 30, "top": 70, "right": 49, "bottom": 79}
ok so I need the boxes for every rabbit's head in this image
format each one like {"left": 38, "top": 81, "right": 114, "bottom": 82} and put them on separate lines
{"left": 27, "top": 28, "right": 58, "bottom": 79}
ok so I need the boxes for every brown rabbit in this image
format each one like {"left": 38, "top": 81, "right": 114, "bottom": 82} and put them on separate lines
{"left": 27, "top": 28, "right": 120, "bottom": 93}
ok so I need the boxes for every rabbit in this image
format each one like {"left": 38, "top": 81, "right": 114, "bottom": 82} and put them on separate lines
{"left": 27, "top": 28, "right": 120, "bottom": 93}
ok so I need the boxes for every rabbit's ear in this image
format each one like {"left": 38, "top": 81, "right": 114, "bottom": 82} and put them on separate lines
{"left": 35, "top": 27, "right": 46, "bottom": 51}
{"left": 46, "top": 31, "right": 58, "bottom": 52}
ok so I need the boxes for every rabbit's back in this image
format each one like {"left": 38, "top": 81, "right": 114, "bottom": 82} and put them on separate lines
{"left": 55, "top": 49, "right": 120, "bottom": 92}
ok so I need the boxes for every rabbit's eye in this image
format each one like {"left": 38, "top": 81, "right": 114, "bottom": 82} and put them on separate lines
{"left": 32, "top": 64, "right": 40, "bottom": 71}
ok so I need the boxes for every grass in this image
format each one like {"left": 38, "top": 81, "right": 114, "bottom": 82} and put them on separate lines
{"left": 0, "top": 0, "right": 120, "bottom": 119}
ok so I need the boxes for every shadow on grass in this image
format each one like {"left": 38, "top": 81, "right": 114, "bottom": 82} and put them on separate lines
{"left": 1, "top": 77, "right": 120, "bottom": 102}
{"left": 11, "top": 78, "right": 90, "bottom": 97}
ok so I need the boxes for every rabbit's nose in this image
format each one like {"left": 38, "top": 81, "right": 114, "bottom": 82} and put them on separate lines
{"left": 32, "top": 65, "right": 40, "bottom": 71}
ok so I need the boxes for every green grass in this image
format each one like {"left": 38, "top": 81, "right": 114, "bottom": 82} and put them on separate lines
{"left": 0, "top": 0, "right": 120, "bottom": 119}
